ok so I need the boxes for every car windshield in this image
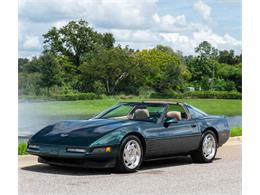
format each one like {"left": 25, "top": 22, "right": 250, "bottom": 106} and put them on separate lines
{"left": 96, "top": 103, "right": 167, "bottom": 123}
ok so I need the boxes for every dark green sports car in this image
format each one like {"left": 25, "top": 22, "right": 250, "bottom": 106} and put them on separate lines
{"left": 27, "top": 101, "right": 230, "bottom": 172}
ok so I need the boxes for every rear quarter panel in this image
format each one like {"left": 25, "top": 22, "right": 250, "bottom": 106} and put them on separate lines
{"left": 197, "top": 115, "right": 230, "bottom": 146}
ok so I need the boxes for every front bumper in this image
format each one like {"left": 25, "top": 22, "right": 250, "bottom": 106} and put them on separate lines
{"left": 27, "top": 144, "right": 119, "bottom": 168}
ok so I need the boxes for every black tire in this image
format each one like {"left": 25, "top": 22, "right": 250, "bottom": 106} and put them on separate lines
{"left": 116, "top": 135, "right": 143, "bottom": 173}
{"left": 191, "top": 130, "right": 218, "bottom": 163}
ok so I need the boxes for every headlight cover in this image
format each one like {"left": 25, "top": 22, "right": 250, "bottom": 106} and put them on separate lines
{"left": 28, "top": 144, "right": 40, "bottom": 150}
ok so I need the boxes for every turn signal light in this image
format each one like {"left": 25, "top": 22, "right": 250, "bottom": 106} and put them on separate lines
{"left": 105, "top": 147, "right": 111, "bottom": 152}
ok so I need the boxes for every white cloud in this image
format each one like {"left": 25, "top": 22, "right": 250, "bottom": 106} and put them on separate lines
{"left": 19, "top": 0, "right": 241, "bottom": 57}
{"left": 22, "top": 35, "right": 40, "bottom": 50}
{"left": 19, "top": 0, "right": 158, "bottom": 29}
{"left": 152, "top": 13, "right": 209, "bottom": 33}
{"left": 152, "top": 13, "right": 187, "bottom": 32}
{"left": 160, "top": 30, "right": 241, "bottom": 55}
{"left": 193, "top": 0, "right": 212, "bottom": 21}
{"left": 110, "top": 29, "right": 161, "bottom": 43}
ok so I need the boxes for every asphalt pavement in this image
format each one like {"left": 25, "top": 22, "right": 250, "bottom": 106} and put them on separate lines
{"left": 19, "top": 137, "right": 241, "bottom": 195}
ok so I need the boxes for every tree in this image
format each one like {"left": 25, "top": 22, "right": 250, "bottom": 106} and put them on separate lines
{"left": 156, "top": 45, "right": 175, "bottom": 54}
{"left": 102, "top": 33, "right": 115, "bottom": 49}
{"left": 216, "top": 63, "right": 242, "bottom": 92}
{"left": 43, "top": 20, "right": 115, "bottom": 67}
{"left": 186, "top": 56, "right": 212, "bottom": 90}
{"left": 23, "top": 56, "right": 41, "bottom": 73}
{"left": 18, "top": 72, "right": 41, "bottom": 95}
{"left": 18, "top": 58, "right": 29, "bottom": 72}
{"left": 186, "top": 41, "right": 219, "bottom": 90}
{"left": 195, "top": 41, "right": 218, "bottom": 59}
{"left": 56, "top": 56, "right": 79, "bottom": 91}
{"left": 135, "top": 48, "right": 187, "bottom": 92}
{"left": 38, "top": 53, "right": 62, "bottom": 96}
{"left": 218, "top": 50, "right": 241, "bottom": 65}
{"left": 79, "top": 46, "right": 135, "bottom": 94}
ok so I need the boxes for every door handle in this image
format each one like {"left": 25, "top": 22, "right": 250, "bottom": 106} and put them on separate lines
{"left": 191, "top": 124, "right": 197, "bottom": 128}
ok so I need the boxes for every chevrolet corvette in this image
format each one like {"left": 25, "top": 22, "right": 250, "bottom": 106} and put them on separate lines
{"left": 27, "top": 101, "right": 230, "bottom": 172}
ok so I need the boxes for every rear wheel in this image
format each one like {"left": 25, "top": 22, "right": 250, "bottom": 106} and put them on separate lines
{"left": 116, "top": 135, "right": 143, "bottom": 173}
{"left": 191, "top": 130, "right": 217, "bottom": 163}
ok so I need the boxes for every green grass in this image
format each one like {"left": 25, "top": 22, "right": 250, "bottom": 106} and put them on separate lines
{"left": 19, "top": 98, "right": 241, "bottom": 118}
{"left": 180, "top": 99, "right": 241, "bottom": 116}
{"left": 18, "top": 143, "right": 27, "bottom": 155}
{"left": 230, "top": 127, "right": 242, "bottom": 137}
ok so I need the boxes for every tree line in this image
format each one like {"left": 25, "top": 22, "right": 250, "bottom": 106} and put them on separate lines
{"left": 18, "top": 20, "right": 242, "bottom": 97}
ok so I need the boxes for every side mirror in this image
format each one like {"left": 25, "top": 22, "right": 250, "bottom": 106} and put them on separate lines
{"left": 163, "top": 117, "right": 177, "bottom": 127}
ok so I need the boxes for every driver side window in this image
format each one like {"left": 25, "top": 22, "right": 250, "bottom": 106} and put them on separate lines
{"left": 166, "top": 104, "right": 188, "bottom": 121}
{"left": 187, "top": 107, "right": 204, "bottom": 119}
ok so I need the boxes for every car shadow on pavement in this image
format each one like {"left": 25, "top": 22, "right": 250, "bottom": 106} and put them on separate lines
{"left": 21, "top": 164, "right": 113, "bottom": 176}
{"left": 140, "top": 156, "right": 221, "bottom": 171}
{"left": 21, "top": 156, "right": 222, "bottom": 176}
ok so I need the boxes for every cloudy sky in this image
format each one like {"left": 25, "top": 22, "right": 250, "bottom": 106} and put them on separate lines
{"left": 19, "top": 0, "right": 241, "bottom": 58}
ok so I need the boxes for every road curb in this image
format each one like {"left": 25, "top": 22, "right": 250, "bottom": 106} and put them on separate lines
{"left": 225, "top": 136, "right": 242, "bottom": 145}
{"left": 229, "top": 136, "right": 242, "bottom": 141}
{"left": 18, "top": 155, "right": 39, "bottom": 168}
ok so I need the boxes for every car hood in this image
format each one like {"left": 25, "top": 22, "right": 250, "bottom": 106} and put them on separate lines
{"left": 29, "top": 119, "right": 137, "bottom": 147}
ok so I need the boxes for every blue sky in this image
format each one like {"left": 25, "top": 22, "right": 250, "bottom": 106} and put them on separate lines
{"left": 19, "top": 0, "right": 241, "bottom": 58}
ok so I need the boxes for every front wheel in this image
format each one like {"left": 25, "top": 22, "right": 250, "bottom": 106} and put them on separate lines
{"left": 191, "top": 130, "right": 217, "bottom": 163}
{"left": 116, "top": 135, "right": 143, "bottom": 173}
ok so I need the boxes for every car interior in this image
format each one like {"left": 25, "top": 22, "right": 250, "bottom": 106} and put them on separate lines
{"left": 165, "top": 104, "right": 188, "bottom": 121}
{"left": 106, "top": 103, "right": 189, "bottom": 122}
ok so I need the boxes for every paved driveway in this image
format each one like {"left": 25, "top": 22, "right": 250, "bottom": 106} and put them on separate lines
{"left": 19, "top": 138, "right": 241, "bottom": 195}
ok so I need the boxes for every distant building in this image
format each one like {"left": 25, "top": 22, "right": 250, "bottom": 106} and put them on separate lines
{"left": 184, "top": 87, "right": 195, "bottom": 92}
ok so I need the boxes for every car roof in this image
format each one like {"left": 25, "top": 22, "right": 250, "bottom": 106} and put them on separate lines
{"left": 120, "top": 101, "right": 184, "bottom": 105}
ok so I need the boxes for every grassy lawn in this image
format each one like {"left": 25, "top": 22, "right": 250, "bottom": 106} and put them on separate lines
{"left": 230, "top": 127, "right": 242, "bottom": 137}
{"left": 20, "top": 98, "right": 241, "bottom": 117}
{"left": 18, "top": 143, "right": 27, "bottom": 155}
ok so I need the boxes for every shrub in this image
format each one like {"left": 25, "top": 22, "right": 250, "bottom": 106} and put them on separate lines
{"left": 52, "top": 92, "right": 102, "bottom": 101}
{"left": 93, "top": 81, "right": 106, "bottom": 95}
{"left": 19, "top": 92, "right": 104, "bottom": 101}
{"left": 149, "top": 91, "right": 241, "bottom": 99}
{"left": 231, "top": 127, "right": 242, "bottom": 137}
{"left": 150, "top": 92, "right": 183, "bottom": 99}
{"left": 184, "top": 91, "right": 241, "bottom": 99}
{"left": 18, "top": 143, "right": 27, "bottom": 155}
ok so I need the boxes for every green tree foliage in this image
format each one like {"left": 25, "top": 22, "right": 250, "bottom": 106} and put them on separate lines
{"left": 18, "top": 20, "right": 242, "bottom": 97}
{"left": 195, "top": 41, "right": 219, "bottom": 59}
{"left": 23, "top": 56, "right": 42, "bottom": 73}
{"left": 216, "top": 63, "right": 242, "bottom": 92}
{"left": 38, "top": 53, "right": 62, "bottom": 96}
{"left": 218, "top": 50, "right": 241, "bottom": 65}
{"left": 135, "top": 48, "right": 188, "bottom": 92}
{"left": 186, "top": 41, "right": 241, "bottom": 91}
{"left": 43, "top": 20, "right": 115, "bottom": 67}
{"left": 18, "top": 72, "right": 41, "bottom": 95}
{"left": 18, "top": 58, "right": 29, "bottom": 72}
{"left": 79, "top": 46, "right": 136, "bottom": 94}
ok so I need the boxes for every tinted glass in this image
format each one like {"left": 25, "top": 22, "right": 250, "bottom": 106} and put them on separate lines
{"left": 186, "top": 105, "right": 207, "bottom": 119}
{"left": 98, "top": 103, "right": 166, "bottom": 122}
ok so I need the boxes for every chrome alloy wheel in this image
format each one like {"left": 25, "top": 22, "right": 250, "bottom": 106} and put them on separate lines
{"left": 123, "top": 140, "right": 141, "bottom": 169}
{"left": 202, "top": 134, "right": 216, "bottom": 160}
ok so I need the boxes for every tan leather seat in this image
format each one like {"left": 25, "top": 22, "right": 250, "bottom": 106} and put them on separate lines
{"left": 166, "top": 111, "right": 182, "bottom": 121}
{"left": 133, "top": 109, "right": 150, "bottom": 120}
